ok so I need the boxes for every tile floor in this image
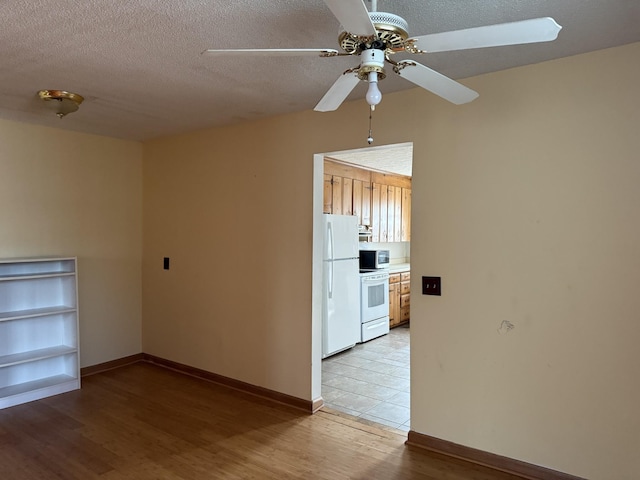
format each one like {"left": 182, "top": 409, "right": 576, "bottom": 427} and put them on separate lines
{"left": 321, "top": 324, "right": 410, "bottom": 431}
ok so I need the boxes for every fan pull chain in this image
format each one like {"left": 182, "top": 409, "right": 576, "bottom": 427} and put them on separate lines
{"left": 367, "top": 106, "right": 374, "bottom": 144}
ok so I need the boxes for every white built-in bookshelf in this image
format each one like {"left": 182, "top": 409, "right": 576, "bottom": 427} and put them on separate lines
{"left": 0, "top": 257, "right": 80, "bottom": 409}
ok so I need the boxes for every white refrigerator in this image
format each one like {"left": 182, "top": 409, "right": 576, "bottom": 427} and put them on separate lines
{"left": 322, "top": 214, "right": 360, "bottom": 358}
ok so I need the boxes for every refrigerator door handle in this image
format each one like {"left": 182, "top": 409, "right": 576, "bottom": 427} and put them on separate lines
{"left": 327, "top": 220, "right": 334, "bottom": 299}
{"left": 328, "top": 260, "right": 333, "bottom": 299}
{"left": 327, "top": 221, "right": 334, "bottom": 261}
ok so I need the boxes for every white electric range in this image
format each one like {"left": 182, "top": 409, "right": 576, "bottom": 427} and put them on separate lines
{"left": 358, "top": 269, "right": 390, "bottom": 342}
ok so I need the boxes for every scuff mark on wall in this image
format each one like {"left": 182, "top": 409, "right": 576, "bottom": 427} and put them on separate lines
{"left": 498, "top": 320, "right": 515, "bottom": 335}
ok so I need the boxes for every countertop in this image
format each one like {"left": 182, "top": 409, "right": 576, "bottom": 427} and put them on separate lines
{"left": 388, "top": 263, "right": 410, "bottom": 274}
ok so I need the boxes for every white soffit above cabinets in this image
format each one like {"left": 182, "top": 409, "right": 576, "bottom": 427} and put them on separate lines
{"left": 326, "top": 143, "right": 413, "bottom": 177}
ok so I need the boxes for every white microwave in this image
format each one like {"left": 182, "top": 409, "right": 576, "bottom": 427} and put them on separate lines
{"left": 359, "top": 249, "right": 390, "bottom": 270}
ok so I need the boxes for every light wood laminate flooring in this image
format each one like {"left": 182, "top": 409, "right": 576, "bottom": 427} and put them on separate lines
{"left": 0, "top": 361, "right": 521, "bottom": 479}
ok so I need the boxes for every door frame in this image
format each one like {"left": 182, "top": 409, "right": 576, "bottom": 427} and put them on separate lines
{"left": 311, "top": 144, "right": 413, "bottom": 405}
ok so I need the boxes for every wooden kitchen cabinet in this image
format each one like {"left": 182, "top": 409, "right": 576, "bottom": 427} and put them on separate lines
{"left": 388, "top": 185, "right": 402, "bottom": 242}
{"left": 324, "top": 160, "right": 370, "bottom": 224}
{"left": 388, "top": 273, "right": 401, "bottom": 327}
{"left": 323, "top": 174, "right": 333, "bottom": 213}
{"left": 327, "top": 175, "right": 353, "bottom": 215}
{"left": 401, "top": 188, "right": 411, "bottom": 241}
{"left": 400, "top": 271, "right": 410, "bottom": 324}
{"left": 378, "top": 183, "right": 389, "bottom": 241}
{"left": 371, "top": 183, "right": 401, "bottom": 242}
{"left": 389, "top": 270, "right": 410, "bottom": 328}
{"left": 370, "top": 172, "right": 411, "bottom": 243}
{"left": 371, "top": 182, "right": 380, "bottom": 240}
{"left": 324, "top": 159, "right": 411, "bottom": 239}
{"left": 352, "top": 179, "right": 372, "bottom": 226}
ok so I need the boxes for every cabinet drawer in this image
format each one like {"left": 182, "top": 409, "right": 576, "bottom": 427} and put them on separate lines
{"left": 400, "top": 281, "right": 410, "bottom": 295}
{"left": 401, "top": 306, "right": 410, "bottom": 321}
{"left": 389, "top": 273, "right": 401, "bottom": 284}
{"left": 400, "top": 293, "right": 410, "bottom": 308}
{"left": 400, "top": 271, "right": 410, "bottom": 282}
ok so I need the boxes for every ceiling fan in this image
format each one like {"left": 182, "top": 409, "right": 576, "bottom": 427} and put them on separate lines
{"left": 202, "top": 0, "right": 561, "bottom": 112}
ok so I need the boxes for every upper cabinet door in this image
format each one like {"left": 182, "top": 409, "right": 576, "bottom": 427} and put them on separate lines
{"left": 323, "top": 159, "right": 410, "bottom": 242}
{"left": 401, "top": 188, "right": 412, "bottom": 242}
{"left": 323, "top": 174, "right": 333, "bottom": 214}
{"left": 371, "top": 183, "right": 381, "bottom": 242}
{"left": 341, "top": 177, "right": 353, "bottom": 215}
{"left": 352, "top": 179, "right": 373, "bottom": 227}
{"left": 379, "top": 184, "right": 388, "bottom": 242}
{"left": 361, "top": 182, "right": 372, "bottom": 227}
{"left": 331, "top": 176, "right": 343, "bottom": 215}
{"left": 393, "top": 187, "right": 403, "bottom": 241}
{"left": 352, "top": 179, "right": 363, "bottom": 224}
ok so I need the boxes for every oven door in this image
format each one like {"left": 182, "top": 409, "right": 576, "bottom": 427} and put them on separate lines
{"left": 360, "top": 273, "right": 389, "bottom": 323}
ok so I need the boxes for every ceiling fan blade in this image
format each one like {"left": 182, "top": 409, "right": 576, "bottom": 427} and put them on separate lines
{"left": 201, "top": 48, "right": 339, "bottom": 57}
{"left": 314, "top": 72, "right": 361, "bottom": 112}
{"left": 323, "top": 0, "right": 377, "bottom": 37}
{"left": 412, "top": 17, "right": 562, "bottom": 53}
{"left": 396, "top": 61, "right": 479, "bottom": 105}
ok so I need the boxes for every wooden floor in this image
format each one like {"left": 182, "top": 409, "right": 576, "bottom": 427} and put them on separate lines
{"left": 0, "top": 363, "right": 522, "bottom": 479}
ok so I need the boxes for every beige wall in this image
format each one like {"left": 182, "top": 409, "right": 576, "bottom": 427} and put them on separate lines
{"left": 143, "top": 43, "right": 640, "bottom": 479}
{"left": 142, "top": 119, "right": 322, "bottom": 399}
{"left": 410, "top": 43, "right": 640, "bottom": 480}
{"left": 0, "top": 120, "right": 143, "bottom": 367}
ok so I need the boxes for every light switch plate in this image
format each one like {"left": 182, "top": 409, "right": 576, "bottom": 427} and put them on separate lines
{"left": 422, "top": 276, "right": 441, "bottom": 296}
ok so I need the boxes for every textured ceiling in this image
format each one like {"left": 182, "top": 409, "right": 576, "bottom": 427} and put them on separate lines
{"left": 326, "top": 143, "right": 413, "bottom": 176}
{"left": 0, "top": 0, "right": 639, "bottom": 141}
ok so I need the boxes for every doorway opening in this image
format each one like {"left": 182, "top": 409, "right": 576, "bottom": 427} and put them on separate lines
{"left": 311, "top": 142, "right": 413, "bottom": 431}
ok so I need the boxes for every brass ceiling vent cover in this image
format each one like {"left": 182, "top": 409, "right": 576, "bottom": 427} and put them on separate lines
{"left": 38, "top": 90, "right": 84, "bottom": 118}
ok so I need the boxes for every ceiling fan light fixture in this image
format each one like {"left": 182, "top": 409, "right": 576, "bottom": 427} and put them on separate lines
{"left": 359, "top": 49, "right": 385, "bottom": 108}
{"left": 203, "top": 1, "right": 562, "bottom": 114}
{"left": 365, "top": 71, "right": 382, "bottom": 107}
{"left": 37, "top": 90, "right": 84, "bottom": 118}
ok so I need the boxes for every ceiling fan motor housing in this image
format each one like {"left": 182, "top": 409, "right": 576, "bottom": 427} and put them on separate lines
{"left": 339, "top": 11, "right": 410, "bottom": 54}
{"left": 369, "top": 11, "right": 409, "bottom": 46}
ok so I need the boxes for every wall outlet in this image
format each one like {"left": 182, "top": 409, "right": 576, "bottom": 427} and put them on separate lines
{"left": 422, "top": 276, "right": 441, "bottom": 296}
{"left": 163, "top": 257, "right": 170, "bottom": 270}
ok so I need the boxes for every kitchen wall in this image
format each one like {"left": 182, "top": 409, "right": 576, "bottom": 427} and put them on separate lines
{"left": 143, "top": 42, "right": 640, "bottom": 479}
{"left": 0, "top": 119, "right": 143, "bottom": 367}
